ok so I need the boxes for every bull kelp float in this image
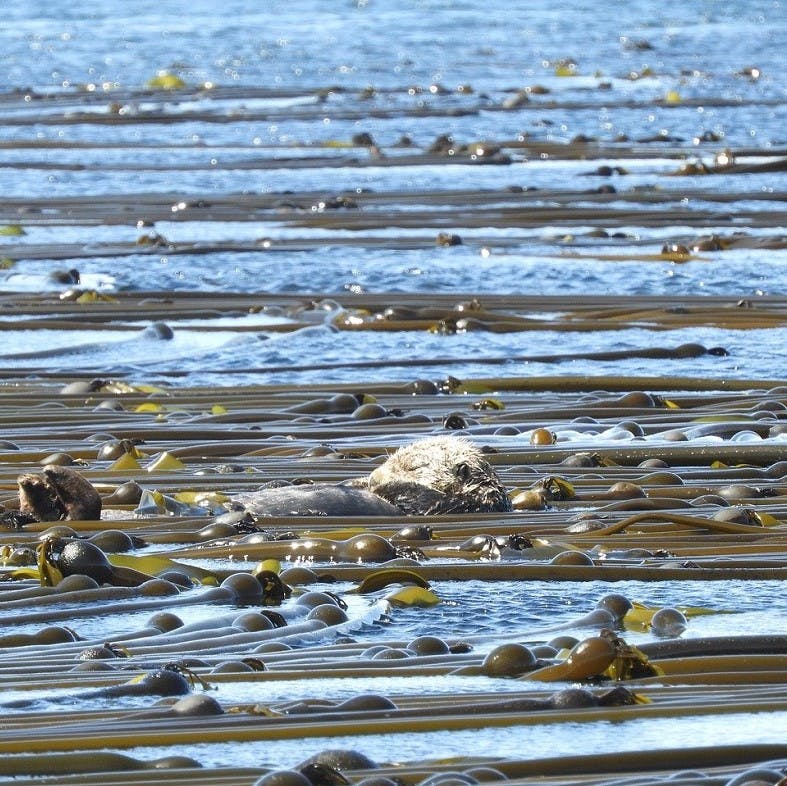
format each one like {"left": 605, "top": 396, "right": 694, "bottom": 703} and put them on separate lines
{"left": 1, "top": 374, "right": 786, "bottom": 783}
{"left": 1, "top": 0, "right": 786, "bottom": 782}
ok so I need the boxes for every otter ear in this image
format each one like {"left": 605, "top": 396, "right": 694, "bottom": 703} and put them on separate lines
{"left": 455, "top": 462, "right": 472, "bottom": 481}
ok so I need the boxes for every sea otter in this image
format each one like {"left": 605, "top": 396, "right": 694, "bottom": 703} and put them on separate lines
{"left": 4, "top": 437, "right": 511, "bottom": 525}
{"left": 235, "top": 436, "right": 512, "bottom": 517}
{"left": 16, "top": 465, "right": 103, "bottom": 523}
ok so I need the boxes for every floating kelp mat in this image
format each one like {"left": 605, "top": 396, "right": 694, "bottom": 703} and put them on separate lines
{"left": 0, "top": 291, "right": 785, "bottom": 392}
{"left": 1, "top": 4, "right": 786, "bottom": 778}
{"left": 0, "top": 373, "right": 786, "bottom": 782}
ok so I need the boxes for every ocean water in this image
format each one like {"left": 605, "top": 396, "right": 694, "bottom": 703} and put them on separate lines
{"left": 1, "top": 1, "right": 786, "bottom": 384}
{"left": 0, "top": 0, "right": 786, "bottom": 774}
{"left": 2, "top": 1, "right": 785, "bottom": 99}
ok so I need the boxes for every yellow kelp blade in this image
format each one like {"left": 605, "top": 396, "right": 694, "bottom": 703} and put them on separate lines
{"left": 9, "top": 567, "right": 42, "bottom": 581}
{"left": 604, "top": 642, "right": 663, "bottom": 680}
{"left": 173, "top": 490, "right": 230, "bottom": 510}
{"left": 624, "top": 601, "right": 735, "bottom": 631}
{"left": 146, "top": 71, "right": 186, "bottom": 89}
{"left": 108, "top": 553, "right": 216, "bottom": 584}
{"left": 386, "top": 586, "right": 440, "bottom": 607}
{"left": 353, "top": 568, "right": 431, "bottom": 594}
{"left": 108, "top": 452, "right": 142, "bottom": 471}
{"left": 146, "top": 452, "right": 186, "bottom": 471}
{"left": 623, "top": 602, "right": 658, "bottom": 631}
{"left": 36, "top": 542, "right": 63, "bottom": 587}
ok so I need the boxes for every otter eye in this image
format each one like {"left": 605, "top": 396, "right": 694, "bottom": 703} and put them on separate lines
{"left": 455, "top": 462, "right": 472, "bottom": 481}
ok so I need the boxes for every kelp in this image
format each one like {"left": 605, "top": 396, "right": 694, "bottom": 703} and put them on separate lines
{"left": 2, "top": 377, "right": 783, "bottom": 780}
{"left": 0, "top": 31, "right": 786, "bottom": 784}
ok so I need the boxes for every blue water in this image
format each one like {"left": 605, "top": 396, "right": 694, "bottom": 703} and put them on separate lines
{"left": 1, "top": 0, "right": 785, "bottom": 384}
{"left": 2, "top": 0, "right": 785, "bottom": 100}
{"left": 0, "top": 0, "right": 786, "bottom": 773}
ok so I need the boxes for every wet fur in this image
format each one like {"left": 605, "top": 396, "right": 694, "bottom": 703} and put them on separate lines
{"left": 18, "top": 466, "right": 102, "bottom": 522}
{"left": 237, "top": 437, "right": 512, "bottom": 517}
{"left": 233, "top": 483, "right": 401, "bottom": 517}
{"left": 355, "top": 436, "right": 512, "bottom": 515}
{"left": 18, "top": 474, "right": 63, "bottom": 522}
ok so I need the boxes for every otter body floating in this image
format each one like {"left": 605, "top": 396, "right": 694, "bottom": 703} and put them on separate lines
{"left": 235, "top": 437, "right": 512, "bottom": 517}
{"left": 234, "top": 484, "right": 401, "bottom": 517}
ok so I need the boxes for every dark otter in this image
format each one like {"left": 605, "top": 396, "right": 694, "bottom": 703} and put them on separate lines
{"left": 10, "top": 438, "right": 510, "bottom": 522}
{"left": 236, "top": 437, "right": 512, "bottom": 517}
{"left": 233, "top": 484, "right": 402, "bottom": 517}
{"left": 17, "top": 465, "right": 102, "bottom": 522}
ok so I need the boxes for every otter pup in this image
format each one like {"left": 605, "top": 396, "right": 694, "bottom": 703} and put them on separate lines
{"left": 17, "top": 465, "right": 102, "bottom": 522}
{"left": 236, "top": 436, "right": 512, "bottom": 517}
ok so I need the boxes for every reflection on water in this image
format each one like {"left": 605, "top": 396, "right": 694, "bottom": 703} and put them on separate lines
{"left": 0, "top": 0, "right": 785, "bottom": 777}
{"left": 130, "top": 710, "right": 787, "bottom": 770}
{"left": 1, "top": 0, "right": 785, "bottom": 386}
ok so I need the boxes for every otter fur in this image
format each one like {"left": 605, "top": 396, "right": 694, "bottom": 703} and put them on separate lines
{"left": 17, "top": 465, "right": 102, "bottom": 522}
{"left": 350, "top": 436, "right": 511, "bottom": 514}
{"left": 238, "top": 436, "right": 512, "bottom": 517}
{"left": 8, "top": 438, "right": 510, "bottom": 523}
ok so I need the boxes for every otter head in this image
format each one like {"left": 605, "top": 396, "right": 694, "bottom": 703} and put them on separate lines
{"left": 17, "top": 466, "right": 102, "bottom": 522}
{"left": 362, "top": 436, "right": 512, "bottom": 515}
{"left": 18, "top": 472, "right": 63, "bottom": 522}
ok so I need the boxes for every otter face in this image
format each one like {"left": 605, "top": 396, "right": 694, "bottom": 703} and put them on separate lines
{"left": 18, "top": 473, "right": 64, "bottom": 522}
{"left": 366, "top": 437, "right": 512, "bottom": 515}
{"left": 17, "top": 466, "right": 102, "bottom": 522}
